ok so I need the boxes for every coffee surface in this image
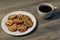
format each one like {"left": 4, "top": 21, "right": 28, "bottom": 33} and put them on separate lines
{"left": 39, "top": 6, "right": 52, "bottom": 13}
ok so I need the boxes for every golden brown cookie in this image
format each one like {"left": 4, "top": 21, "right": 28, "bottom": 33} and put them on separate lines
{"left": 13, "top": 19, "right": 24, "bottom": 24}
{"left": 17, "top": 25, "right": 27, "bottom": 32}
{"left": 17, "top": 14, "right": 24, "bottom": 19}
{"left": 5, "top": 20, "right": 14, "bottom": 26}
{"left": 8, "top": 14, "right": 17, "bottom": 20}
{"left": 24, "top": 19, "right": 33, "bottom": 28}
{"left": 22, "top": 15, "right": 31, "bottom": 20}
{"left": 8, "top": 24, "right": 17, "bottom": 32}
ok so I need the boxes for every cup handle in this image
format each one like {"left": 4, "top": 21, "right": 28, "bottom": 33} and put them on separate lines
{"left": 55, "top": 7, "right": 58, "bottom": 9}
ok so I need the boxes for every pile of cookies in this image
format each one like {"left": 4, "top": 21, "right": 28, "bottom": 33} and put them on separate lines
{"left": 5, "top": 14, "right": 33, "bottom": 32}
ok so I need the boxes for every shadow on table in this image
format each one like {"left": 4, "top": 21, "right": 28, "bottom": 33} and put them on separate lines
{"left": 10, "top": 18, "right": 38, "bottom": 37}
{"left": 45, "top": 8, "right": 60, "bottom": 20}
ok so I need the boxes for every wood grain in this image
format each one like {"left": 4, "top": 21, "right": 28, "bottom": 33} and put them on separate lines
{"left": 0, "top": 0, "right": 60, "bottom": 40}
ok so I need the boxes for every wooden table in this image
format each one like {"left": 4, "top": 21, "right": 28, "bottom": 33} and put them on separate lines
{"left": 0, "top": 0, "right": 60, "bottom": 40}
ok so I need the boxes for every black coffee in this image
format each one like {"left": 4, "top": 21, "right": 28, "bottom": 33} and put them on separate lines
{"left": 39, "top": 6, "right": 52, "bottom": 13}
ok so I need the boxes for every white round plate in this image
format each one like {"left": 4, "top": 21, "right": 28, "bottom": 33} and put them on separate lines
{"left": 1, "top": 11, "right": 36, "bottom": 36}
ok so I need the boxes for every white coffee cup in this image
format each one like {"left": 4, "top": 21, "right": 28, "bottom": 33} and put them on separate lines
{"left": 37, "top": 3, "right": 57, "bottom": 18}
